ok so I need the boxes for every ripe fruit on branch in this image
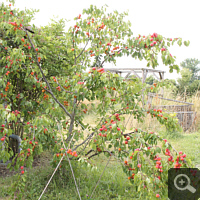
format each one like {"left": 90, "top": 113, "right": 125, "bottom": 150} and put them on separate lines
{"left": 137, "top": 164, "right": 141, "bottom": 168}
{"left": 161, "top": 48, "right": 166, "bottom": 51}
{"left": 153, "top": 33, "right": 158, "bottom": 38}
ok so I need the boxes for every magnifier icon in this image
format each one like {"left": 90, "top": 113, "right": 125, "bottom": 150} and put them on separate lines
{"left": 174, "top": 174, "right": 196, "bottom": 193}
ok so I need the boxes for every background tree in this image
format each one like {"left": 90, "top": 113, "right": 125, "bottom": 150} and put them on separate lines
{"left": 180, "top": 58, "right": 200, "bottom": 82}
{"left": 173, "top": 67, "right": 200, "bottom": 99}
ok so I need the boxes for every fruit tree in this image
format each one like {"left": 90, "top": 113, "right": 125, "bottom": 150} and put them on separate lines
{"left": 0, "top": 0, "right": 193, "bottom": 199}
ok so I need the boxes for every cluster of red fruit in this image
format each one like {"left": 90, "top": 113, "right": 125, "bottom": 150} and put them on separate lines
{"left": 147, "top": 109, "right": 168, "bottom": 120}
{"left": 83, "top": 108, "right": 87, "bottom": 114}
{"left": 63, "top": 101, "right": 69, "bottom": 106}
{"left": 56, "top": 86, "right": 61, "bottom": 91}
{"left": 174, "top": 151, "right": 186, "bottom": 168}
{"left": 21, "top": 166, "right": 24, "bottom": 174}
{"left": 97, "top": 22, "right": 105, "bottom": 31}
{"left": 56, "top": 148, "right": 78, "bottom": 158}
{"left": 12, "top": 110, "right": 20, "bottom": 116}
{"left": 97, "top": 114, "right": 121, "bottom": 137}
{"left": 74, "top": 24, "right": 80, "bottom": 34}
{"left": 43, "top": 93, "right": 49, "bottom": 100}
{"left": 5, "top": 70, "right": 10, "bottom": 76}
{"left": 8, "top": 21, "right": 22, "bottom": 31}
{"left": 15, "top": 93, "right": 20, "bottom": 99}
{"left": 154, "top": 156, "right": 163, "bottom": 172}
{"left": 90, "top": 67, "right": 105, "bottom": 74}
{"left": 5, "top": 82, "right": 10, "bottom": 92}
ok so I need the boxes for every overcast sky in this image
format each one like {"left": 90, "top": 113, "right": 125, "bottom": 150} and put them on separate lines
{"left": 3, "top": 0, "right": 200, "bottom": 80}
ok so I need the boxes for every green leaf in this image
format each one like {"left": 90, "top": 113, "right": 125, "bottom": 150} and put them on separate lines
{"left": 184, "top": 40, "right": 190, "bottom": 47}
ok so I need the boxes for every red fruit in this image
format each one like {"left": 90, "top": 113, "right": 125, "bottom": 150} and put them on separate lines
{"left": 27, "top": 148, "right": 30, "bottom": 152}
{"left": 179, "top": 151, "right": 183, "bottom": 155}
{"left": 92, "top": 67, "right": 96, "bottom": 70}
{"left": 1, "top": 138, "right": 5, "bottom": 142}
{"left": 150, "top": 43, "right": 154, "bottom": 47}
{"left": 125, "top": 141, "right": 128, "bottom": 144}
{"left": 156, "top": 164, "right": 160, "bottom": 169}
{"left": 35, "top": 48, "right": 38, "bottom": 51}
{"left": 183, "top": 154, "right": 186, "bottom": 158}
{"left": 137, "top": 164, "right": 141, "bottom": 168}
{"left": 117, "top": 127, "right": 120, "bottom": 131}
{"left": 156, "top": 161, "right": 161, "bottom": 165}
{"left": 153, "top": 41, "right": 157, "bottom": 44}
{"left": 1, "top": 124, "right": 5, "bottom": 127}
{"left": 87, "top": 22, "right": 90, "bottom": 25}
{"left": 21, "top": 170, "right": 24, "bottom": 174}
{"left": 28, "top": 46, "right": 31, "bottom": 49}
{"left": 150, "top": 38, "right": 153, "bottom": 41}
{"left": 21, "top": 38, "right": 25, "bottom": 42}
{"left": 156, "top": 194, "right": 160, "bottom": 198}
{"left": 153, "top": 33, "right": 158, "bottom": 38}
{"left": 21, "top": 166, "right": 24, "bottom": 170}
